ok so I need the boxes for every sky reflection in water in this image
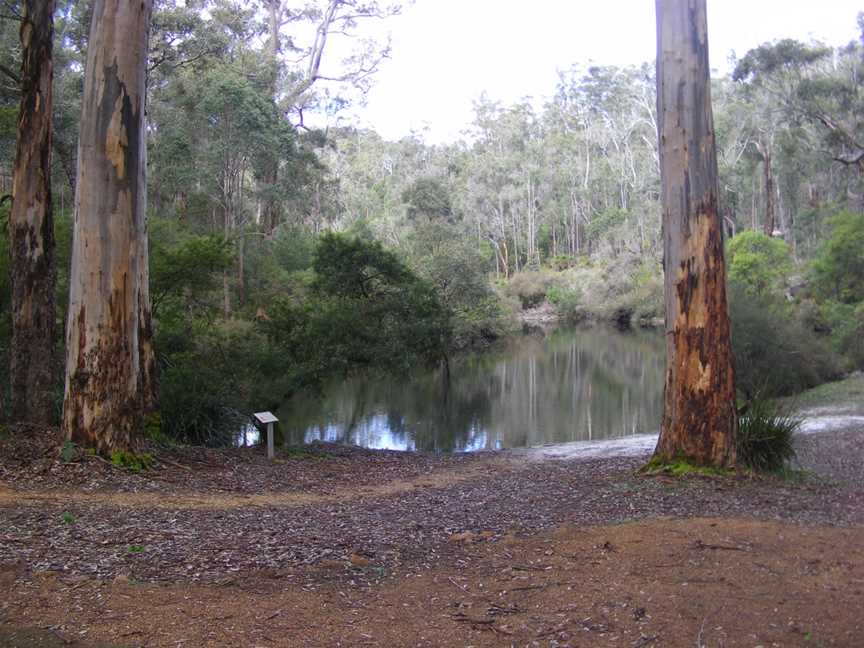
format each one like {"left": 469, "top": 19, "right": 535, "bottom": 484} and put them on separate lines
{"left": 272, "top": 326, "right": 664, "bottom": 453}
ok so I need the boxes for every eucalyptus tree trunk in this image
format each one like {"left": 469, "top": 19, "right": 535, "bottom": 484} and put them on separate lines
{"left": 261, "top": 0, "right": 282, "bottom": 232}
{"left": 653, "top": 0, "right": 737, "bottom": 468}
{"left": 759, "top": 145, "right": 776, "bottom": 236}
{"left": 9, "top": 0, "right": 56, "bottom": 425}
{"left": 62, "top": 0, "right": 156, "bottom": 453}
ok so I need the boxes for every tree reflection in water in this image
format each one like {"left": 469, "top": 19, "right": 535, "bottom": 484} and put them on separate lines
{"left": 280, "top": 326, "right": 665, "bottom": 452}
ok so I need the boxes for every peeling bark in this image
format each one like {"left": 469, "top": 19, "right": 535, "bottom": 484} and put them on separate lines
{"left": 9, "top": 0, "right": 57, "bottom": 425}
{"left": 653, "top": 0, "right": 737, "bottom": 468}
{"left": 62, "top": 0, "right": 155, "bottom": 454}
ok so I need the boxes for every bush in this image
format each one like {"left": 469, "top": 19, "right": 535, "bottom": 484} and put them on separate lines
{"left": 505, "top": 270, "right": 556, "bottom": 309}
{"left": 159, "top": 319, "right": 270, "bottom": 445}
{"left": 729, "top": 283, "right": 842, "bottom": 397}
{"left": 546, "top": 285, "right": 585, "bottom": 322}
{"left": 820, "top": 300, "right": 864, "bottom": 369}
{"left": 736, "top": 397, "right": 800, "bottom": 473}
{"left": 559, "top": 258, "right": 662, "bottom": 326}
{"left": 622, "top": 266, "right": 664, "bottom": 324}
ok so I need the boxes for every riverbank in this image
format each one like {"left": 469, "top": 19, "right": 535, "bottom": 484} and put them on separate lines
{"left": 1, "top": 375, "right": 863, "bottom": 647}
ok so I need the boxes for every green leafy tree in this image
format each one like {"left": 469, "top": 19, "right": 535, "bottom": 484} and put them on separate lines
{"left": 811, "top": 211, "right": 864, "bottom": 303}
{"left": 726, "top": 231, "right": 793, "bottom": 296}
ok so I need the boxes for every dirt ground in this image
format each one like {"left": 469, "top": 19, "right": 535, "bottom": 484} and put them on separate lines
{"left": 3, "top": 516, "right": 864, "bottom": 648}
{"left": 2, "top": 377, "right": 864, "bottom": 647}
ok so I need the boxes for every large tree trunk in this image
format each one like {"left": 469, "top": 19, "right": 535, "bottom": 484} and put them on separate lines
{"left": 653, "top": 0, "right": 737, "bottom": 468}
{"left": 9, "top": 0, "right": 56, "bottom": 425}
{"left": 62, "top": 0, "right": 155, "bottom": 454}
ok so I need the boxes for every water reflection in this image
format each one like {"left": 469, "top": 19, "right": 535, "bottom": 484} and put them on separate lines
{"left": 276, "top": 326, "right": 665, "bottom": 453}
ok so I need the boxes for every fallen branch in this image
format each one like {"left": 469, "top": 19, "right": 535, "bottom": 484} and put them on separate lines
{"left": 694, "top": 540, "right": 748, "bottom": 552}
{"left": 157, "top": 457, "right": 193, "bottom": 472}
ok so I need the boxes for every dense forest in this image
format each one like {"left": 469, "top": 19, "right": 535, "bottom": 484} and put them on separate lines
{"left": 1, "top": 0, "right": 862, "bottom": 447}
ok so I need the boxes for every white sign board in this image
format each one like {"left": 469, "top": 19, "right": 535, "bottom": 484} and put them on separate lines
{"left": 253, "top": 411, "right": 279, "bottom": 425}
{"left": 253, "top": 412, "right": 279, "bottom": 460}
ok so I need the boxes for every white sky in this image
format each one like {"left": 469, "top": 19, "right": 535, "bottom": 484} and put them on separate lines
{"left": 336, "top": 0, "right": 862, "bottom": 143}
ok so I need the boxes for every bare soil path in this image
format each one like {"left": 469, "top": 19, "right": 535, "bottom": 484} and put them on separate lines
{"left": 2, "top": 376, "right": 864, "bottom": 647}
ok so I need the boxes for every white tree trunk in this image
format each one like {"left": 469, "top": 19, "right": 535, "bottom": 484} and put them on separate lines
{"left": 62, "top": 0, "right": 155, "bottom": 453}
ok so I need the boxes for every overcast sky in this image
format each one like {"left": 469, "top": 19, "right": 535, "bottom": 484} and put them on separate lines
{"left": 335, "top": 0, "right": 862, "bottom": 143}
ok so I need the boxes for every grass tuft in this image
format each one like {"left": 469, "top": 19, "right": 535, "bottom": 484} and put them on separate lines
{"left": 110, "top": 451, "right": 154, "bottom": 473}
{"left": 736, "top": 396, "right": 800, "bottom": 473}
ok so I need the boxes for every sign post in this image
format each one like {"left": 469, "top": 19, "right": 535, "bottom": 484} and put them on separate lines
{"left": 253, "top": 411, "right": 279, "bottom": 460}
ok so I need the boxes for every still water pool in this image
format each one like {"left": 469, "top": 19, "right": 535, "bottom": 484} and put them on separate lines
{"left": 248, "top": 326, "right": 665, "bottom": 453}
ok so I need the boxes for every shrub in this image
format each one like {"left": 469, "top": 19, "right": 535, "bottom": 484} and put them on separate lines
{"left": 736, "top": 397, "right": 800, "bottom": 473}
{"left": 546, "top": 285, "right": 585, "bottom": 322}
{"left": 820, "top": 300, "right": 864, "bottom": 369}
{"left": 110, "top": 451, "right": 154, "bottom": 472}
{"left": 622, "top": 267, "right": 664, "bottom": 324}
{"left": 729, "top": 283, "right": 842, "bottom": 397}
{"left": 159, "top": 319, "right": 267, "bottom": 446}
{"left": 505, "top": 270, "right": 556, "bottom": 309}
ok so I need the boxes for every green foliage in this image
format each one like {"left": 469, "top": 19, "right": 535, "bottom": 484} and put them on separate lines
{"left": 810, "top": 211, "right": 864, "bottom": 304}
{"left": 820, "top": 301, "right": 864, "bottom": 369}
{"left": 402, "top": 177, "right": 455, "bottom": 222}
{"left": 158, "top": 233, "right": 457, "bottom": 445}
{"left": 407, "top": 223, "right": 508, "bottom": 350}
{"left": 306, "top": 232, "right": 448, "bottom": 374}
{"left": 546, "top": 257, "right": 663, "bottom": 326}
{"left": 149, "top": 217, "right": 234, "bottom": 317}
{"left": 159, "top": 319, "right": 266, "bottom": 445}
{"left": 126, "top": 545, "right": 146, "bottom": 554}
{"left": 547, "top": 285, "right": 584, "bottom": 322}
{"left": 110, "top": 451, "right": 154, "bottom": 473}
{"left": 624, "top": 265, "right": 664, "bottom": 323}
{"left": 727, "top": 231, "right": 793, "bottom": 296}
{"left": 246, "top": 225, "right": 317, "bottom": 312}
{"left": 732, "top": 39, "right": 830, "bottom": 83}
{"left": 586, "top": 207, "right": 628, "bottom": 248}
{"left": 61, "top": 512, "right": 76, "bottom": 525}
{"left": 505, "top": 271, "right": 556, "bottom": 310}
{"left": 144, "top": 413, "right": 177, "bottom": 447}
{"left": 60, "top": 440, "right": 77, "bottom": 463}
{"left": 729, "top": 284, "right": 841, "bottom": 397}
{"left": 736, "top": 397, "right": 800, "bottom": 473}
